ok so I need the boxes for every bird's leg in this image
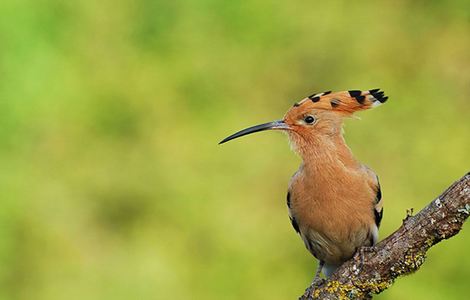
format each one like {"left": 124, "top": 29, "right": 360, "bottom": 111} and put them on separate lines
{"left": 311, "top": 260, "right": 325, "bottom": 286}
{"left": 314, "top": 260, "right": 324, "bottom": 280}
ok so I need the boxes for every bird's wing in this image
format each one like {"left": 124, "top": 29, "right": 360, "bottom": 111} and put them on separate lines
{"left": 287, "top": 190, "right": 301, "bottom": 234}
{"left": 373, "top": 176, "right": 383, "bottom": 230}
{"left": 363, "top": 166, "right": 383, "bottom": 245}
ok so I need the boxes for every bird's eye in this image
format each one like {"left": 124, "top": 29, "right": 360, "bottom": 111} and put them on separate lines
{"left": 304, "top": 116, "right": 315, "bottom": 124}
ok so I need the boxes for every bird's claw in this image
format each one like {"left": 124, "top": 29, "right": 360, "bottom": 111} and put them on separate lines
{"left": 310, "top": 276, "right": 326, "bottom": 288}
{"left": 358, "top": 246, "right": 374, "bottom": 273}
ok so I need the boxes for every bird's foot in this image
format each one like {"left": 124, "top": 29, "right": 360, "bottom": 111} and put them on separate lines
{"left": 358, "top": 246, "right": 375, "bottom": 273}
{"left": 310, "top": 260, "right": 326, "bottom": 287}
{"left": 310, "top": 275, "right": 325, "bottom": 288}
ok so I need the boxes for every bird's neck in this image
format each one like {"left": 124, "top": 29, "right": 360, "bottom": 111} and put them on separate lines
{"left": 296, "top": 133, "right": 360, "bottom": 174}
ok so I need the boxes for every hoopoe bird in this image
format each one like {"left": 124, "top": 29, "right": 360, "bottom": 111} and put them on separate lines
{"left": 220, "top": 89, "right": 388, "bottom": 279}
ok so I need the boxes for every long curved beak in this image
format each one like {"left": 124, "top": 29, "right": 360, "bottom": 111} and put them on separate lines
{"left": 219, "top": 120, "right": 290, "bottom": 144}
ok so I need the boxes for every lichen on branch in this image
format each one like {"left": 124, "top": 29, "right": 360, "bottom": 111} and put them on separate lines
{"left": 300, "top": 173, "right": 470, "bottom": 300}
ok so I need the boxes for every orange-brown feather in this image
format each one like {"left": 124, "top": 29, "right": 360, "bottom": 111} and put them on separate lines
{"left": 293, "top": 89, "right": 387, "bottom": 116}
{"left": 288, "top": 134, "right": 378, "bottom": 265}
{"left": 285, "top": 89, "right": 387, "bottom": 269}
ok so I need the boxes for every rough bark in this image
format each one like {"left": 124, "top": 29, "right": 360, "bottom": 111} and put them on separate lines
{"left": 300, "top": 172, "right": 470, "bottom": 300}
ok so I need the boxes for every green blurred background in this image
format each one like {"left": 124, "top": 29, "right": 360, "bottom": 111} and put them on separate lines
{"left": 0, "top": 0, "right": 469, "bottom": 299}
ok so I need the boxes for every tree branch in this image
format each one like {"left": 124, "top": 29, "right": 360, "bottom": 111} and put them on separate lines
{"left": 300, "top": 172, "right": 470, "bottom": 300}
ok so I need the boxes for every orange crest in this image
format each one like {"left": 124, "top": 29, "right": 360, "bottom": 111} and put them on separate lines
{"left": 292, "top": 89, "right": 388, "bottom": 115}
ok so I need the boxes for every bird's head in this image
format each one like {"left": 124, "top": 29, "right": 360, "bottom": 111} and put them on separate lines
{"left": 219, "top": 89, "right": 388, "bottom": 153}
